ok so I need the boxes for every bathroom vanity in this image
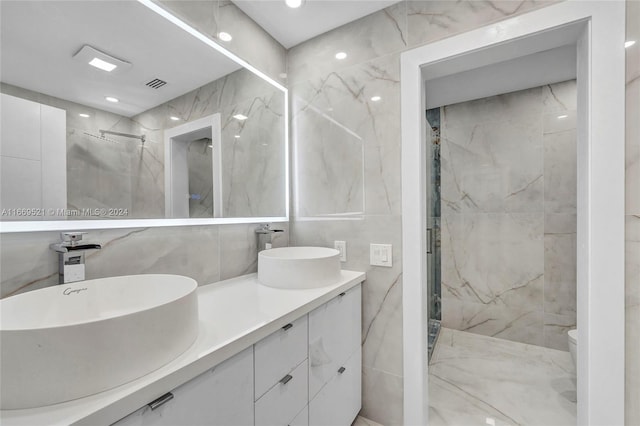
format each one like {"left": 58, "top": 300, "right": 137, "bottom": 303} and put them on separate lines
{"left": 0, "top": 271, "right": 364, "bottom": 426}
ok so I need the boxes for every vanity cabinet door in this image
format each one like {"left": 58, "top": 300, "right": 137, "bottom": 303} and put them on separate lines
{"left": 309, "top": 347, "right": 361, "bottom": 426}
{"left": 111, "top": 347, "right": 254, "bottom": 426}
{"left": 308, "top": 284, "right": 361, "bottom": 399}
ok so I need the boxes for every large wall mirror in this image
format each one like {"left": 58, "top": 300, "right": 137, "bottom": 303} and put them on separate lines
{"left": 0, "top": 0, "right": 287, "bottom": 232}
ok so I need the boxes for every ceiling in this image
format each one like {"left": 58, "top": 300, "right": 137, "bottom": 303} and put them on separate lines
{"left": 0, "top": 1, "right": 241, "bottom": 117}
{"left": 232, "top": 0, "right": 400, "bottom": 49}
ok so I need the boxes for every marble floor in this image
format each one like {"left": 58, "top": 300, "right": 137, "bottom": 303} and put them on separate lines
{"left": 353, "top": 416, "right": 385, "bottom": 426}
{"left": 429, "top": 328, "right": 576, "bottom": 426}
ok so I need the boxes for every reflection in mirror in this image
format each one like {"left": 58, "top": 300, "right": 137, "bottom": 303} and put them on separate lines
{"left": 0, "top": 0, "right": 286, "bottom": 225}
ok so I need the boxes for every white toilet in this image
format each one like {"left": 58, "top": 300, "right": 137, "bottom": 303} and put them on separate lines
{"left": 568, "top": 329, "right": 577, "bottom": 367}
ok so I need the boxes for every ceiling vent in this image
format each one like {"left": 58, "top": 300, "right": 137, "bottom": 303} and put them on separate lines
{"left": 145, "top": 78, "right": 167, "bottom": 89}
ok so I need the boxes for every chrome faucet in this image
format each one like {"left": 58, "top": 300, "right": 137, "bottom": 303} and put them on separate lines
{"left": 255, "top": 224, "right": 283, "bottom": 252}
{"left": 50, "top": 232, "right": 102, "bottom": 284}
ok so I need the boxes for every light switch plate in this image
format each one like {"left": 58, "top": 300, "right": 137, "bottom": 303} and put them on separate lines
{"left": 334, "top": 240, "right": 347, "bottom": 262}
{"left": 370, "top": 243, "right": 392, "bottom": 267}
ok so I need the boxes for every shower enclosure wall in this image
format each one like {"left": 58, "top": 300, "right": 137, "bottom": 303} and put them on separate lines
{"left": 426, "top": 107, "right": 442, "bottom": 361}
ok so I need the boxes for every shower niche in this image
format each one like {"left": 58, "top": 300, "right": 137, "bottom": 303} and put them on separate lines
{"left": 164, "top": 113, "right": 222, "bottom": 219}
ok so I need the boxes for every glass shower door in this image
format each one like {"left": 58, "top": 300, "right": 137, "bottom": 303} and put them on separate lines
{"left": 426, "top": 108, "right": 442, "bottom": 362}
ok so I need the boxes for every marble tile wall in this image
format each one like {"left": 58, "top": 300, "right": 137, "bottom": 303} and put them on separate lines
{"left": 287, "top": 2, "right": 561, "bottom": 424}
{"left": 159, "top": 1, "right": 286, "bottom": 84}
{"left": 440, "top": 81, "right": 576, "bottom": 350}
{"left": 626, "top": 0, "right": 639, "bottom": 424}
{"left": 0, "top": 222, "right": 289, "bottom": 299}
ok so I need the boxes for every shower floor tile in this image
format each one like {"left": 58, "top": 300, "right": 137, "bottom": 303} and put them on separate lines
{"left": 429, "top": 328, "right": 576, "bottom": 426}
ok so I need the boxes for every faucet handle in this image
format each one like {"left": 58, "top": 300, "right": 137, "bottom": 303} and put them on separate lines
{"left": 60, "top": 232, "right": 87, "bottom": 246}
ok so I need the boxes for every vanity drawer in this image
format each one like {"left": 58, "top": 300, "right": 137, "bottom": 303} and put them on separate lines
{"left": 308, "top": 284, "right": 361, "bottom": 399}
{"left": 309, "top": 347, "right": 361, "bottom": 426}
{"left": 255, "top": 359, "right": 308, "bottom": 426}
{"left": 255, "top": 314, "right": 308, "bottom": 400}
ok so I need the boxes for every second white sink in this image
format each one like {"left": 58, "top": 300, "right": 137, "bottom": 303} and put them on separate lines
{"left": 258, "top": 247, "right": 341, "bottom": 289}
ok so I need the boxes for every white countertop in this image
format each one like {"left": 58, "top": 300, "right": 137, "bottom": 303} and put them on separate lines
{"left": 0, "top": 270, "right": 365, "bottom": 426}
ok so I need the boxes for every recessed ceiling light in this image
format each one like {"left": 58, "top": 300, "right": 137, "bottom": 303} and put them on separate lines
{"left": 285, "top": 0, "right": 304, "bottom": 8}
{"left": 170, "top": 116, "right": 181, "bottom": 121}
{"left": 233, "top": 114, "right": 248, "bottom": 121}
{"left": 105, "top": 96, "right": 119, "bottom": 103}
{"left": 218, "top": 32, "right": 232, "bottom": 42}
{"left": 335, "top": 52, "right": 347, "bottom": 60}
{"left": 207, "top": 144, "right": 213, "bottom": 148}
{"left": 625, "top": 40, "right": 636, "bottom": 48}
{"left": 79, "top": 113, "right": 90, "bottom": 118}
{"left": 557, "top": 114, "right": 568, "bottom": 119}
{"left": 371, "top": 96, "right": 382, "bottom": 102}
{"left": 234, "top": 135, "right": 241, "bottom": 139}
{"left": 89, "top": 57, "right": 117, "bottom": 72}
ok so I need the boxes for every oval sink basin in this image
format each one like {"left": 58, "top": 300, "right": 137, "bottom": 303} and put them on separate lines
{"left": 258, "top": 246, "right": 341, "bottom": 289}
{"left": 0, "top": 274, "right": 198, "bottom": 409}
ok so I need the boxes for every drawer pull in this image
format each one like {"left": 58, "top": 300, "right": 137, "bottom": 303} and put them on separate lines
{"left": 338, "top": 366, "right": 346, "bottom": 374}
{"left": 339, "top": 292, "right": 346, "bottom": 297}
{"left": 282, "top": 323, "right": 293, "bottom": 331}
{"left": 280, "top": 374, "right": 293, "bottom": 385}
{"left": 148, "top": 392, "right": 174, "bottom": 410}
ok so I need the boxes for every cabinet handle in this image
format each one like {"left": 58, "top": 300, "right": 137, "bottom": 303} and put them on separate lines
{"left": 282, "top": 323, "right": 293, "bottom": 331}
{"left": 338, "top": 366, "right": 346, "bottom": 374}
{"left": 280, "top": 374, "right": 293, "bottom": 385}
{"left": 148, "top": 392, "right": 174, "bottom": 410}
{"left": 339, "top": 292, "right": 346, "bottom": 297}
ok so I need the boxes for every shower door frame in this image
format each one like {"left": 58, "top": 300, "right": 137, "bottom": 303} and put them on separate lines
{"left": 401, "top": 2, "right": 626, "bottom": 425}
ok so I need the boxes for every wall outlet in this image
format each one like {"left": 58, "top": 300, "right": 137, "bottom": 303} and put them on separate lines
{"left": 370, "top": 243, "right": 392, "bottom": 267}
{"left": 334, "top": 241, "right": 347, "bottom": 262}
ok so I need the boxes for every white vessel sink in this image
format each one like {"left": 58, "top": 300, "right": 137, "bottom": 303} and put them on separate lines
{"left": 258, "top": 247, "right": 341, "bottom": 289}
{"left": 0, "top": 274, "right": 199, "bottom": 409}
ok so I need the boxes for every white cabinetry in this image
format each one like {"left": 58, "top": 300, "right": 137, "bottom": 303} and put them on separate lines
{"left": 113, "top": 283, "right": 362, "bottom": 426}
{"left": 112, "top": 347, "right": 254, "bottom": 426}
{"left": 0, "top": 93, "right": 66, "bottom": 219}
{"left": 308, "top": 285, "right": 362, "bottom": 426}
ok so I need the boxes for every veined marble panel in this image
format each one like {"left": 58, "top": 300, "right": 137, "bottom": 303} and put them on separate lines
{"left": 158, "top": 1, "right": 286, "bottom": 83}
{"left": 407, "top": 0, "right": 560, "bottom": 48}
{"left": 542, "top": 80, "right": 577, "bottom": 113}
{"left": 287, "top": 3, "right": 407, "bottom": 86}
{"left": 0, "top": 225, "right": 222, "bottom": 298}
{"left": 292, "top": 54, "right": 401, "bottom": 216}
{"left": 442, "top": 213, "right": 544, "bottom": 309}
{"left": 543, "top": 312, "right": 574, "bottom": 351}
{"left": 293, "top": 102, "right": 364, "bottom": 217}
{"left": 443, "top": 85, "right": 543, "bottom": 127}
{"left": 626, "top": 2, "right": 640, "bottom": 423}
{"left": 626, "top": 215, "right": 640, "bottom": 424}
{"left": 441, "top": 88, "right": 544, "bottom": 214}
{"left": 626, "top": 56, "right": 640, "bottom": 215}
{"left": 0, "top": 231, "right": 60, "bottom": 298}
{"left": 292, "top": 215, "right": 403, "bottom": 378}
{"left": 84, "top": 226, "right": 221, "bottom": 286}
{"left": 429, "top": 328, "right": 575, "bottom": 426}
{"left": 544, "top": 214, "right": 576, "bottom": 317}
{"left": 362, "top": 366, "right": 403, "bottom": 426}
{"left": 442, "top": 298, "right": 544, "bottom": 346}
